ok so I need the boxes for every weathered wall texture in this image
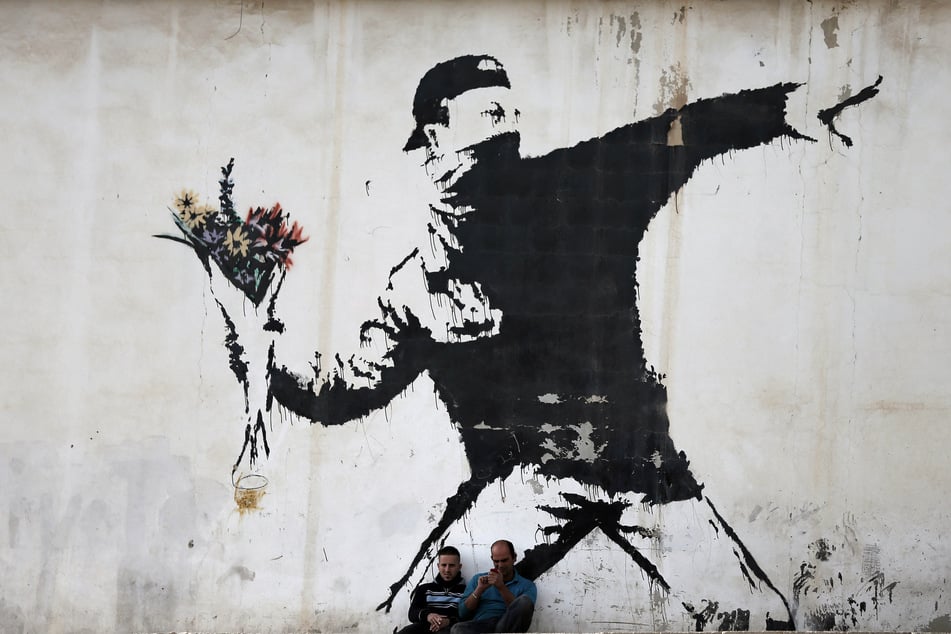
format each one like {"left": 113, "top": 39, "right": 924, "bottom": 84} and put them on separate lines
{"left": 2, "top": 1, "right": 951, "bottom": 632}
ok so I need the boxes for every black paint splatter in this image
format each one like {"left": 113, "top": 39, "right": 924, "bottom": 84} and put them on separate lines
{"left": 794, "top": 534, "right": 899, "bottom": 630}
{"left": 481, "top": 101, "right": 506, "bottom": 125}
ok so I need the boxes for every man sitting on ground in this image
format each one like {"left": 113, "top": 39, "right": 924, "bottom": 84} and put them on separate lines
{"left": 452, "top": 540, "right": 536, "bottom": 633}
{"left": 399, "top": 546, "right": 467, "bottom": 633}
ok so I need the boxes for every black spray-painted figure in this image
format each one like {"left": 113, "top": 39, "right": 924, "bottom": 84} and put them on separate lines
{"left": 168, "top": 54, "right": 881, "bottom": 630}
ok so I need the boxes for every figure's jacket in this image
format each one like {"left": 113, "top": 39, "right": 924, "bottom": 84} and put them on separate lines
{"left": 271, "top": 83, "right": 807, "bottom": 504}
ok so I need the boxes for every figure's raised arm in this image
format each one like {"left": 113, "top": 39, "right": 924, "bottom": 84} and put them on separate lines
{"left": 671, "top": 75, "right": 883, "bottom": 184}
{"left": 674, "top": 82, "right": 812, "bottom": 162}
{"left": 559, "top": 75, "right": 882, "bottom": 229}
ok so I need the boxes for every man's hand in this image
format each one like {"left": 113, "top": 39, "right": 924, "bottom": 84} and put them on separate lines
{"left": 486, "top": 568, "right": 504, "bottom": 589}
{"left": 477, "top": 573, "right": 493, "bottom": 591}
{"left": 426, "top": 612, "right": 449, "bottom": 631}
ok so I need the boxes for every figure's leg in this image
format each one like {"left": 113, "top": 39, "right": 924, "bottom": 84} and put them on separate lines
{"left": 377, "top": 475, "right": 497, "bottom": 612}
{"left": 518, "top": 491, "right": 665, "bottom": 591}
{"left": 515, "top": 496, "right": 601, "bottom": 580}
{"left": 704, "top": 496, "right": 796, "bottom": 629}
{"left": 600, "top": 521, "right": 671, "bottom": 592}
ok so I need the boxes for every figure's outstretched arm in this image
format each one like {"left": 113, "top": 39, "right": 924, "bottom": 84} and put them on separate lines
{"left": 567, "top": 76, "right": 882, "bottom": 229}
{"left": 674, "top": 82, "right": 813, "bottom": 165}
{"left": 671, "top": 75, "right": 883, "bottom": 190}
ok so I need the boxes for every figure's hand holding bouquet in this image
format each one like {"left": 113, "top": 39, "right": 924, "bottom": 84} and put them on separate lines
{"left": 156, "top": 159, "right": 308, "bottom": 484}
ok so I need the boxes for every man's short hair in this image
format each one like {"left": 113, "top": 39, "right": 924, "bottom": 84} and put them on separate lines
{"left": 492, "top": 539, "right": 516, "bottom": 559}
{"left": 437, "top": 545, "right": 461, "bottom": 559}
{"left": 403, "top": 55, "right": 511, "bottom": 152}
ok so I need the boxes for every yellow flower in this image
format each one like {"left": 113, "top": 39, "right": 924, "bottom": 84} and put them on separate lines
{"left": 183, "top": 203, "right": 214, "bottom": 229}
{"left": 224, "top": 226, "right": 250, "bottom": 257}
{"left": 174, "top": 189, "right": 199, "bottom": 215}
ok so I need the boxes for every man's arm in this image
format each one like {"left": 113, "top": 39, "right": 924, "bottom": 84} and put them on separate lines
{"left": 458, "top": 576, "right": 481, "bottom": 619}
{"left": 521, "top": 578, "right": 538, "bottom": 604}
{"left": 494, "top": 581, "right": 517, "bottom": 606}
{"left": 406, "top": 583, "right": 431, "bottom": 624}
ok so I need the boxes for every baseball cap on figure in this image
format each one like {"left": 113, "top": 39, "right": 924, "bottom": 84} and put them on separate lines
{"left": 403, "top": 55, "right": 511, "bottom": 152}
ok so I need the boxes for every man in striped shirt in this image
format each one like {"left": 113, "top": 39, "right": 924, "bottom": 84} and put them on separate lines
{"left": 399, "top": 546, "right": 467, "bottom": 633}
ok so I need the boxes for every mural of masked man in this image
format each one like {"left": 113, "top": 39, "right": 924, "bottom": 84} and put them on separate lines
{"left": 171, "top": 54, "right": 880, "bottom": 629}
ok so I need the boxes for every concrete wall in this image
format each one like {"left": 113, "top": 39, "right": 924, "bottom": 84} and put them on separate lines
{"left": 2, "top": 1, "right": 951, "bottom": 632}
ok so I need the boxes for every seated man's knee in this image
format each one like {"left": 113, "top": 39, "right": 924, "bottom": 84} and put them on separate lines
{"left": 512, "top": 595, "right": 533, "bottom": 608}
{"left": 494, "top": 595, "right": 535, "bottom": 633}
{"left": 511, "top": 594, "right": 534, "bottom": 615}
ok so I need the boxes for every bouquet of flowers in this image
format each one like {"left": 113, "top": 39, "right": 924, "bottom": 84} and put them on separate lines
{"left": 156, "top": 159, "right": 307, "bottom": 305}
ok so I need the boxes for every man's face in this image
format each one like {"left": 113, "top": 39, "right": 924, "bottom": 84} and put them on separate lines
{"left": 490, "top": 543, "right": 516, "bottom": 579}
{"left": 437, "top": 554, "right": 461, "bottom": 582}
{"left": 421, "top": 85, "right": 520, "bottom": 190}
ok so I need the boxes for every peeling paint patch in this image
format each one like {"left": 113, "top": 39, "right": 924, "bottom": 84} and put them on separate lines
{"left": 527, "top": 477, "right": 545, "bottom": 494}
{"left": 926, "top": 614, "right": 951, "bottom": 632}
{"left": 667, "top": 115, "right": 684, "bottom": 146}
{"left": 654, "top": 63, "right": 691, "bottom": 112}
{"left": 611, "top": 14, "right": 626, "bottom": 48}
{"left": 821, "top": 15, "right": 839, "bottom": 49}
{"left": 627, "top": 11, "right": 643, "bottom": 83}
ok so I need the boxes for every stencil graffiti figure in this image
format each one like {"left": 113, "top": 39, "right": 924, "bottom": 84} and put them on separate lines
{"left": 160, "top": 55, "right": 881, "bottom": 629}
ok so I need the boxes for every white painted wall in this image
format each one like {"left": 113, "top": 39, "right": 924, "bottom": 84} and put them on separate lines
{"left": 2, "top": 1, "right": 950, "bottom": 632}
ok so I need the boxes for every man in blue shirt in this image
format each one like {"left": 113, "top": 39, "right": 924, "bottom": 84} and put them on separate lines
{"left": 453, "top": 540, "right": 536, "bottom": 633}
